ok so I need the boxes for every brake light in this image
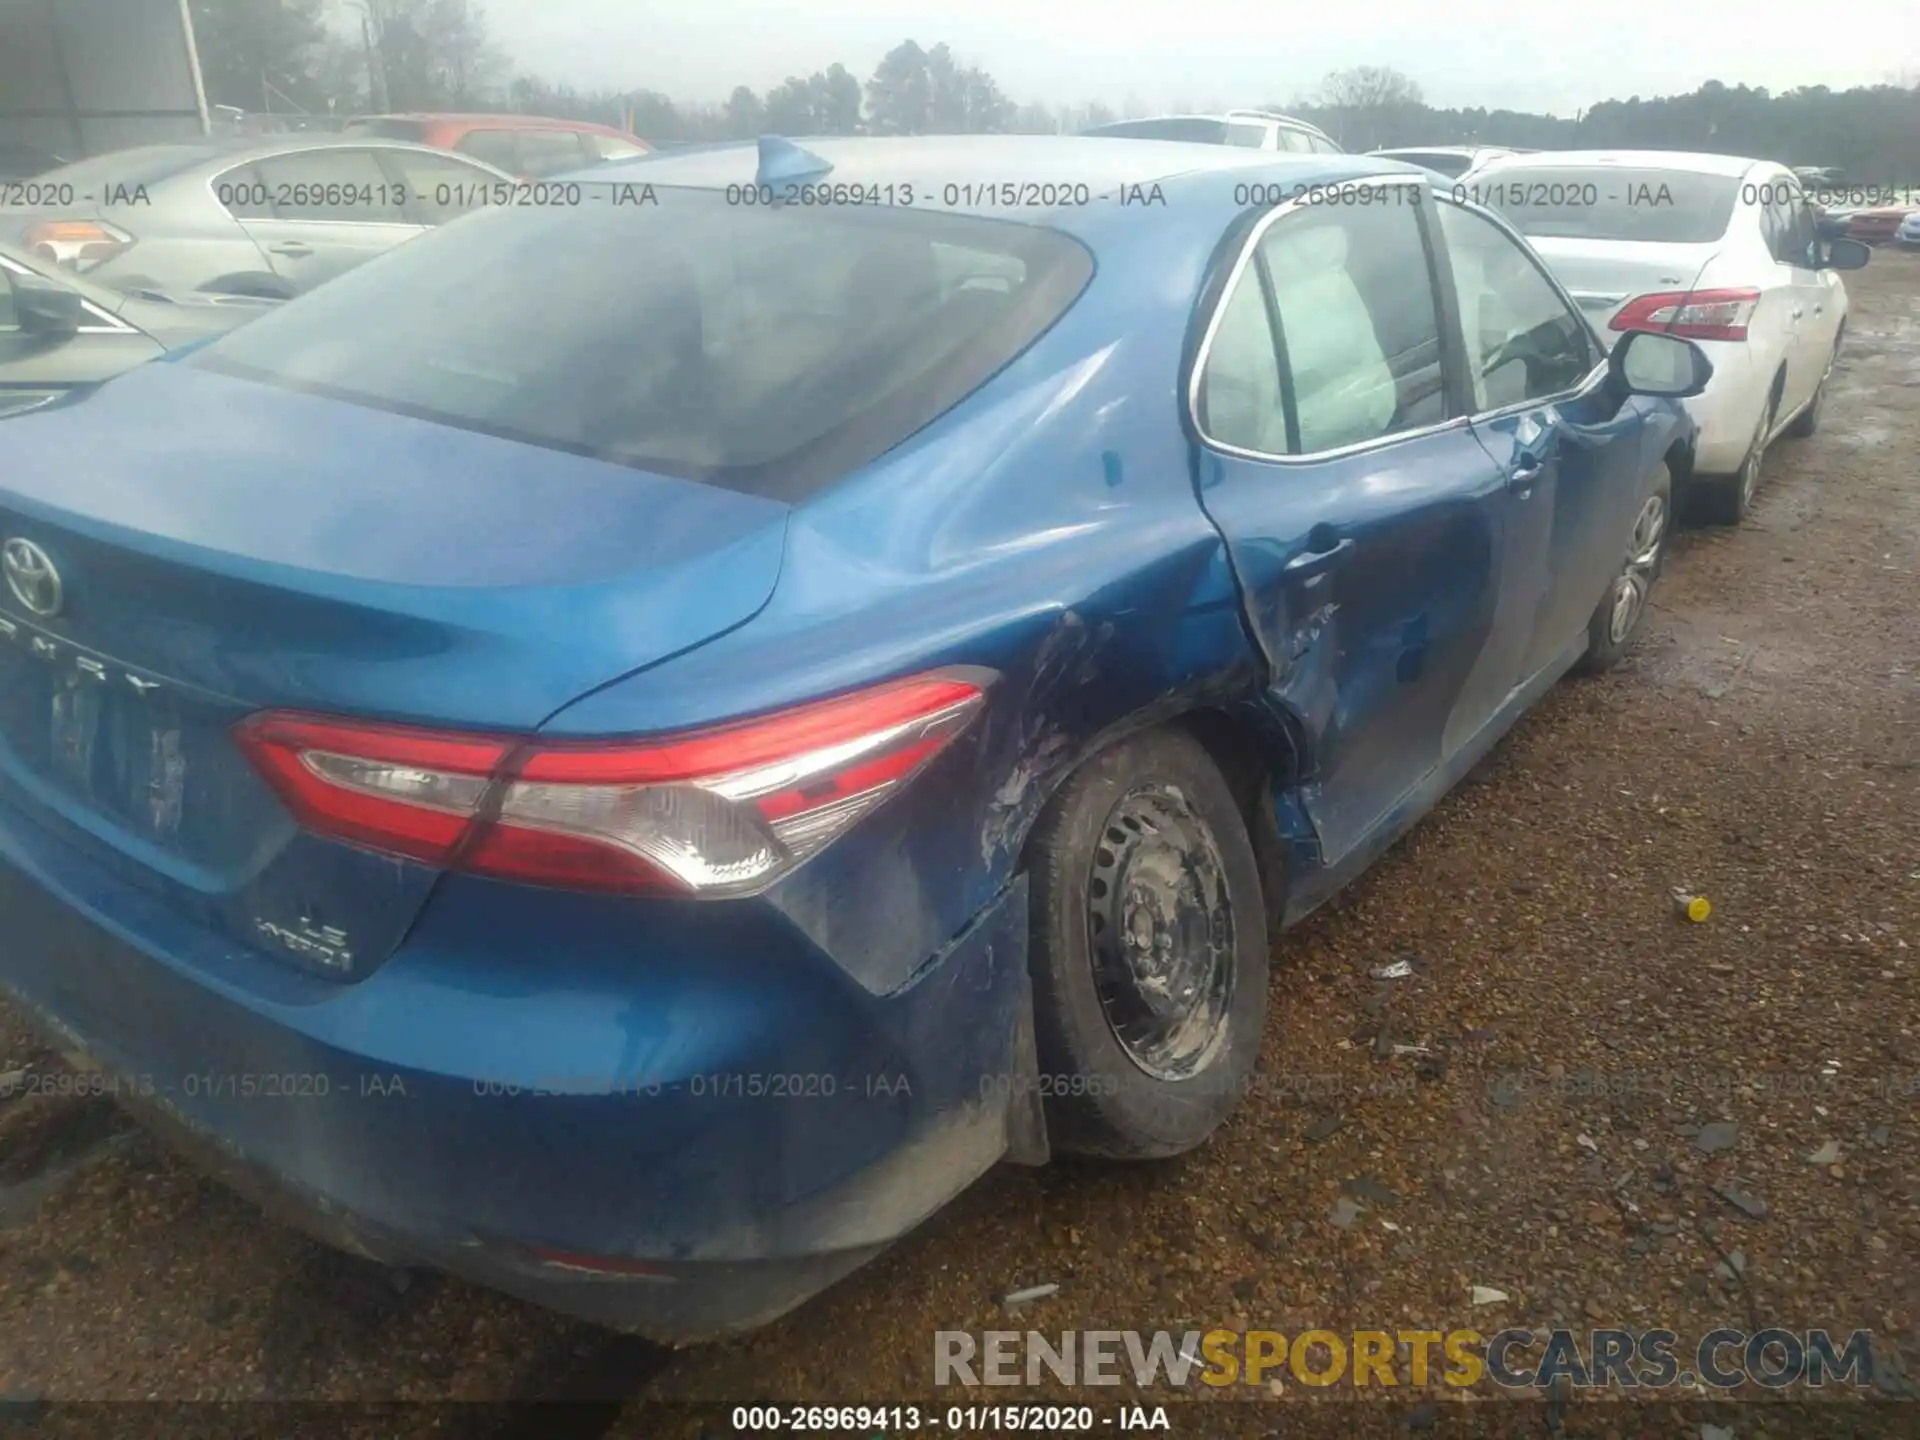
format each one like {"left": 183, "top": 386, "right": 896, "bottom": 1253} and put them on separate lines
{"left": 1609, "top": 288, "right": 1760, "bottom": 343}
{"left": 233, "top": 670, "right": 990, "bottom": 898}
{"left": 24, "top": 219, "right": 135, "bottom": 272}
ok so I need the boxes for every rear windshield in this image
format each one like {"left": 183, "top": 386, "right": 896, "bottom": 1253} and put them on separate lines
{"left": 26, "top": 145, "right": 213, "bottom": 193}
{"left": 1475, "top": 167, "right": 1739, "bottom": 243}
{"left": 1381, "top": 151, "right": 1473, "bottom": 178}
{"left": 190, "top": 189, "right": 1094, "bottom": 501}
{"left": 341, "top": 119, "right": 429, "bottom": 140}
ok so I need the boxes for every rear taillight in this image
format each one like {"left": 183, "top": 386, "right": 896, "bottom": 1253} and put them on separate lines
{"left": 24, "top": 219, "right": 135, "bottom": 272}
{"left": 233, "top": 670, "right": 990, "bottom": 898}
{"left": 1610, "top": 288, "right": 1760, "bottom": 343}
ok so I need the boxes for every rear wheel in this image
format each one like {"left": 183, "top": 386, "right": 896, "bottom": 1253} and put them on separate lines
{"left": 1024, "top": 727, "right": 1268, "bottom": 1159}
{"left": 1577, "top": 465, "right": 1670, "bottom": 674}
{"left": 1699, "top": 393, "right": 1775, "bottom": 526}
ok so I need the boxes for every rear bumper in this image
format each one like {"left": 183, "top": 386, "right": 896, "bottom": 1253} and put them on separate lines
{"left": 0, "top": 792, "right": 1041, "bottom": 1341}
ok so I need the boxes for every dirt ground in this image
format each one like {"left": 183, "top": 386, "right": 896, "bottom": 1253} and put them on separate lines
{"left": 2, "top": 254, "right": 1917, "bottom": 1439}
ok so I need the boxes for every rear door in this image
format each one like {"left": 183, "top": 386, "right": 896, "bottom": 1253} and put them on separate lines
{"left": 1767, "top": 180, "right": 1843, "bottom": 409}
{"left": 1432, "top": 197, "right": 1647, "bottom": 686}
{"left": 230, "top": 147, "right": 425, "bottom": 291}
{"left": 1189, "top": 181, "right": 1512, "bottom": 868}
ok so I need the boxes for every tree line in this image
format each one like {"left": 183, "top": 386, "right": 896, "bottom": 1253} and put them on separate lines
{"left": 191, "top": 1, "right": 1920, "bottom": 180}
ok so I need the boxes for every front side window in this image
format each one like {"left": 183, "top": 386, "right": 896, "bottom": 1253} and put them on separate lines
{"left": 1275, "top": 128, "right": 1315, "bottom": 154}
{"left": 1256, "top": 195, "right": 1446, "bottom": 452}
{"left": 1434, "top": 200, "right": 1594, "bottom": 411}
{"left": 454, "top": 128, "right": 522, "bottom": 172}
{"left": 249, "top": 149, "right": 405, "bottom": 221}
{"left": 188, "top": 191, "right": 1094, "bottom": 501}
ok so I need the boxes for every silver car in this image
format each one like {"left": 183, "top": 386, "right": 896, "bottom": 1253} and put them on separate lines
{"left": 2, "top": 136, "right": 514, "bottom": 300}
{"left": 1, "top": 242, "right": 276, "bottom": 418}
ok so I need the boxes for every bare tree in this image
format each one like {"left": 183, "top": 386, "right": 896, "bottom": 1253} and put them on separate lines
{"left": 1316, "top": 65, "right": 1426, "bottom": 150}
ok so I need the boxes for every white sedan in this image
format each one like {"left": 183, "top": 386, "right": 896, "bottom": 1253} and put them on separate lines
{"left": 1460, "top": 150, "right": 1871, "bottom": 523}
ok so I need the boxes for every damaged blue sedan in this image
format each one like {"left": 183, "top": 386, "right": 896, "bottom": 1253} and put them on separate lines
{"left": 0, "top": 135, "right": 1708, "bottom": 1340}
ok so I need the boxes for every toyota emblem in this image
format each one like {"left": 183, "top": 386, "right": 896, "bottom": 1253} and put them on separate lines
{"left": 2, "top": 538, "right": 63, "bottom": 618}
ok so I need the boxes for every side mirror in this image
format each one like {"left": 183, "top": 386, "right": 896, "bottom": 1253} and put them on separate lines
{"left": 1820, "top": 236, "right": 1872, "bottom": 271}
{"left": 9, "top": 273, "right": 84, "bottom": 341}
{"left": 1610, "top": 329, "right": 1714, "bottom": 400}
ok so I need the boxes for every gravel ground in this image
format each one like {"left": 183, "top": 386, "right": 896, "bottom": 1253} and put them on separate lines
{"left": 2, "top": 255, "right": 1916, "bottom": 1439}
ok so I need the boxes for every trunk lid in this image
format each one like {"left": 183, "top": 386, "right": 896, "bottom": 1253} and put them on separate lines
{"left": 0, "top": 362, "right": 788, "bottom": 978}
{"left": 1527, "top": 238, "right": 1720, "bottom": 339}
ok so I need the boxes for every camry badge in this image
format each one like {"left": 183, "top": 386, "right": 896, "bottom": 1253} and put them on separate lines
{"left": 2, "top": 538, "right": 62, "bottom": 618}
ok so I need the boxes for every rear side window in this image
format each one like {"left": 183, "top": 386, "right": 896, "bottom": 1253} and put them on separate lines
{"left": 249, "top": 149, "right": 406, "bottom": 221}
{"left": 1257, "top": 199, "right": 1446, "bottom": 451}
{"left": 190, "top": 192, "right": 1095, "bottom": 501}
{"left": 1197, "top": 264, "right": 1289, "bottom": 453}
{"left": 1478, "top": 167, "right": 1739, "bottom": 243}
{"left": 1224, "top": 123, "right": 1269, "bottom": 149}
{"left": 454, "top": 129, "right": 522, "bottom": 171}
{"left": 343, "top": 119, "right": 428, "bottom": 141}
{"left": 516, "top": 131, "right": 593, "bottom": 176}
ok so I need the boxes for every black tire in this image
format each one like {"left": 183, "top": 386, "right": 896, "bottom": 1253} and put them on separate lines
{"left": 1785, "top": 329, "right": 1842, "bottom": 439}
{"left": 1577, "top": 464, "right": 1671, "bottom": 674}
{"left": 1698, "top": 392, "right": 1775, "bottom": 526}
{"left": 1024, "top": 726, "right": 1268, "bottom": 1159}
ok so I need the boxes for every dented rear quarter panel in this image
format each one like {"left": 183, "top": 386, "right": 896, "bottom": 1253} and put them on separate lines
{"left": 541, "top": 186, "right": 1282, "bottom": 996}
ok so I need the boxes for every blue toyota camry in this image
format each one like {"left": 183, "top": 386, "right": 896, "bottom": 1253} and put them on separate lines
{"left": 0, "top": 135, "right": 1707, "bottom": 1340}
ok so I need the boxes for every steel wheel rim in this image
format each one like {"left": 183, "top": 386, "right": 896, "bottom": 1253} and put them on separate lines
{"left": 1087, "top": 785, "right": 1237, "bottom": 1082}
{"left": 1607, "top": 492, "right": 1666, "bottom": 644}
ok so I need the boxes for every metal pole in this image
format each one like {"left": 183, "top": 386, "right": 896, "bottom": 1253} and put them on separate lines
{"left": 176, "top": 0, "right": 214, "bottom": 134}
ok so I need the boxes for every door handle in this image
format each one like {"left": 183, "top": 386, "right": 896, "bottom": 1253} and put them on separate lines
{"left": 1790, "top": 305, "right": 1804, "bottom": 320}
{"left": 268, "top": 241, "right": 314, "bottom": 257}
{"left": 1284, "top": 536, "right": 1354, "bottom": 578}
{"left": 1507, "top": 457, "right": 1545, "bottom": 495}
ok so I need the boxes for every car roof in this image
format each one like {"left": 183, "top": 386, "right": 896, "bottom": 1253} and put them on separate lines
{"left": 1474, "top": 149, "right": 1765, "bottom": 176}
{"left": 590, "top": 134, "right": 1371, "bottom": 213}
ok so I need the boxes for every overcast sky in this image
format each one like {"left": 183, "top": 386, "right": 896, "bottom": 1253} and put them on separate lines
{"left": 481, "top": 0, "right": 1918, "bottom": 117}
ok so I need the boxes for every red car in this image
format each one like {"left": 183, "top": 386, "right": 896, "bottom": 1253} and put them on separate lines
{"left": 1844, "top": 205, "right": 1919, "bottom": 245}
{"left": 339, "top": 113, "right": 651, "bottom": 178}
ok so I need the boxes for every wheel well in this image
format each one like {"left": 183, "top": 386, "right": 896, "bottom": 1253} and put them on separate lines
{"left": 1174, "top": 708, "right": 1295, "bottom": 933}
{"left": 1662, "top": 436, "right": 1694, "bottom": 486}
